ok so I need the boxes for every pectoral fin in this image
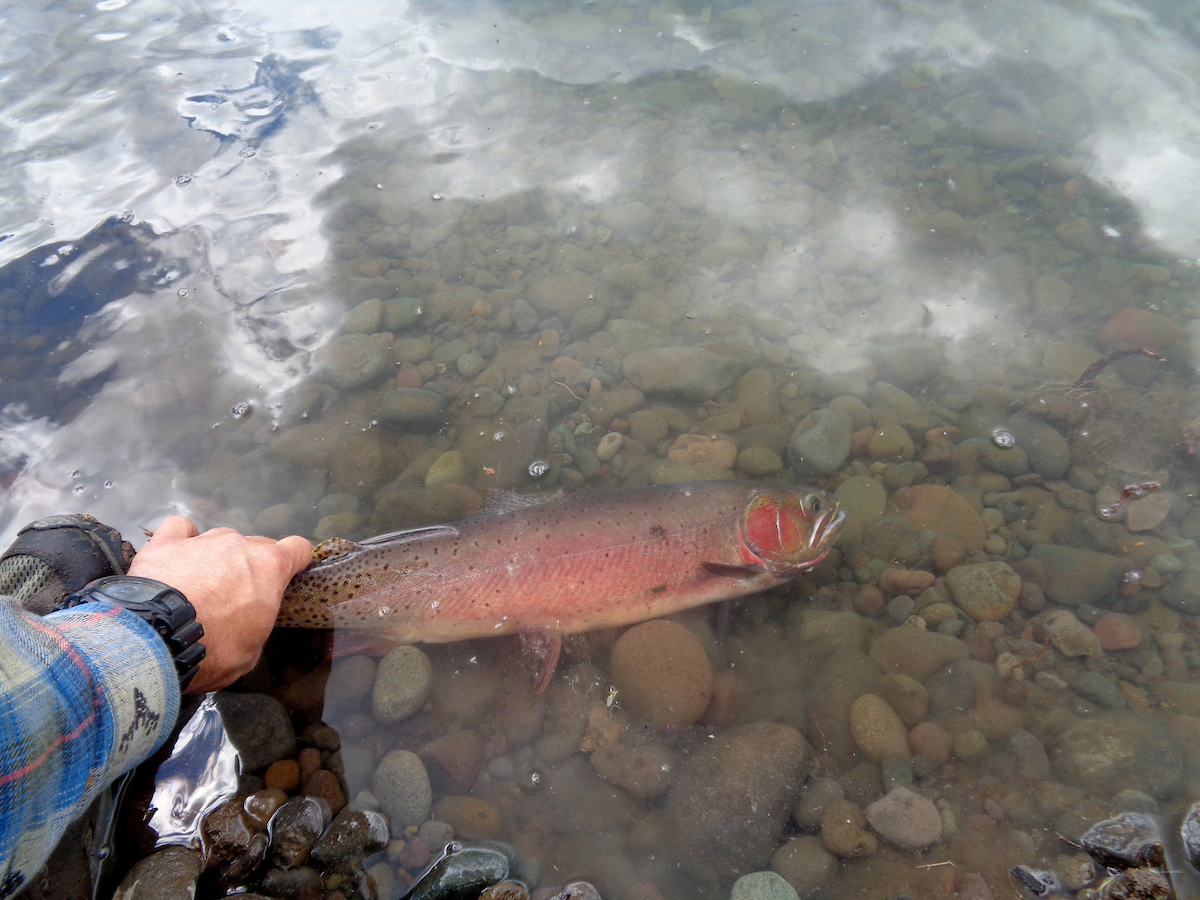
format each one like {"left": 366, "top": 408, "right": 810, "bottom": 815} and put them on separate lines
{"left": 702, "top": 562, "right": 767, "bottom": 578}
{"left": 518, "top": 625, "right": 562, "bottom": 694}
{"left": 311, "top": 537, "right": 360, "bottom": 562}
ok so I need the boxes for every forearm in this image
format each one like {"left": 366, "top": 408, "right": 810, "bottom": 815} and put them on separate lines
{"left": 0, "top": 598, "right": 180, "bottom": 898}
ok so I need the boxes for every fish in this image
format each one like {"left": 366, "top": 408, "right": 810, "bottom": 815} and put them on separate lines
{"left": 279, "top": 480, "right": 844, "bottom": 690}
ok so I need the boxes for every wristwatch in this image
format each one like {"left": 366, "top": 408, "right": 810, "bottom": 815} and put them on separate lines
{"left": 59, "top": 576, "right": 206, "bottom": 691}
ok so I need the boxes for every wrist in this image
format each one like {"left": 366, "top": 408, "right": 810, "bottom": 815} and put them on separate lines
{"left": 59, "top": 576, "right": 206, "bottom": 691}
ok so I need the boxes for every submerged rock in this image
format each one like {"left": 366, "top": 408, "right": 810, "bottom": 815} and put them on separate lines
{"left": 666, "top": 722, "right": 808, "bottom": 883}
{"left": 622, "top": 347, "right": 745, "bottom": 400}
{"left": 1080, "top": 812, "right": 1164, "bottom": 869}
{"left": 610, "top": 619, "right": 713, "bottom": 727}
{"left": 1028, "top": 545, "right": 1125, "bottom": 607}
{"left": 787, "top": 409, "right": 852, "bottom": 477}
{"left": 1050, "top": 712, "right": 1182, "bottom": 798}
{"left": 865, "top": 787, "right": 943, "bottom": 850}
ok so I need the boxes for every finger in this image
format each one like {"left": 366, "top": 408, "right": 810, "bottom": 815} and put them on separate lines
{"left": 276, "top": 535, "right": 315, "bottom": 578}
{"left": 200, "top": 526, "right": 240, "bottom": 538}
{"left": 149, "top": 515, "right": 200, "bottom": 542}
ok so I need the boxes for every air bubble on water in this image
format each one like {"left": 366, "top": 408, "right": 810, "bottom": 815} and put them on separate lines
{"left": 174, "top": 173, "right": 193, "bottom": 186}
{"left": 211, "top": 422, "right": 221, "bottom": 429}
{"left": 177, "top": 288, "right": 188, "bottom": 297}
{"left": 493, "top": 431, "right": 505, "bottom": 442}
{"left": 239, "top": 147, "right": 256, "bottom": 158}
{"left": 230, "top": 401, "right": 252, "bottom": 419}
{"left": 378, "top": 606, "right": 390, "bottom": 617}
{"left": 103, "top": 480, "right": 114, "bottom": 489}
{"left": 70, "top": 470, "right": 80, "bottom": 478}
{"left": 73, "top": 485, "right": 85, "bottom": 494}
{"left": 990, "top": 429, "right": 1016, "bottom": 449}
{"left": 376, "top": 184, "right": 383, "bottom": 190}
{"left": 431, "top": 192, "right": 444, "bottom": 201}
{"left": 528, "top": 459, "right": 550, "bottom": 479}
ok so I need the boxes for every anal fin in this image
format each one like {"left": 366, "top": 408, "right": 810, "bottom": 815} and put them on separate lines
{"left": 702, "top": 561, "right": 767, "bottom": 578}
{"left": 518, "top": 626, "right": 562, "bottom": 694}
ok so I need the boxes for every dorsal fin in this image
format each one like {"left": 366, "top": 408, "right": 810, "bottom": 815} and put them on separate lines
{"left": 359, "top": 524, "right": 459, "bottom": 545}
{"left": 474, "top": 488, "right": 565, "bottom": 518}
{"left": 311, "top": 537, "right": 359, "bottom": 562}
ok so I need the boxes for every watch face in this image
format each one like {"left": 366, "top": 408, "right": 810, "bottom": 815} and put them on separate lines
{"left": 101, "top": 581, "right": 153, "bottom": 603}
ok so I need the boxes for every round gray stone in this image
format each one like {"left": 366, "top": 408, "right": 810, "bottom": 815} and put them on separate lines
{"left": 787, "top": 409, "right": 852, "bottom": 477}
{"left": 371, "top": 646, "right": 432, "bottom": 724}
{"left": 373, "top": 750, "right": 433, "bottom": 829}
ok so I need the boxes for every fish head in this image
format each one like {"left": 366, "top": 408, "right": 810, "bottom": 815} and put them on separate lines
{"left": 738, "top": 486, "right": 845, "bottom": 578}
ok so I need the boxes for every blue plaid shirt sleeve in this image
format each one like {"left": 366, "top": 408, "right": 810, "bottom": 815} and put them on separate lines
{"left": 0, "top": 597, "right": 181, "bottom": 898}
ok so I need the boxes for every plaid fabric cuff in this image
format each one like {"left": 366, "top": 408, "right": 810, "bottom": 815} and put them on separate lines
{"left": 0, "top": 599, "right": 180, "bottom": 898}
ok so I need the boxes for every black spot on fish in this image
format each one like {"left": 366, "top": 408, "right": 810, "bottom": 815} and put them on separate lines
{"left": 650, "top": 584, "right": 667, "bottom": 594}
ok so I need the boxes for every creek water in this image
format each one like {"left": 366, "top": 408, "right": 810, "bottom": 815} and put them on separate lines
{"left": 4, "top": 0, "right": 1200, "bottom": 898}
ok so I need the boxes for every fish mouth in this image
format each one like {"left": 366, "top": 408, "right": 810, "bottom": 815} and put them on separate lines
{"left": 812, "top": 505, "right": 847, "bottom": 548}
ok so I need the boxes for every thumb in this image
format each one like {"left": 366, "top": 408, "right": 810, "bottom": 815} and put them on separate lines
{"left": 148, "top": 515, "right": 200, "bottom": 543}
{"left": 276, "top": 535, "right": 314, "bottom": 579}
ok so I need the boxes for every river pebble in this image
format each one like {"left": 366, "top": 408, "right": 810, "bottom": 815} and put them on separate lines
{"left": 729, "top": 871, "right": 799, "bottom": 900}
{"left": 865, "top": 786, "right": 943, "bottom": 850}
{"left": 309, "top": 809, "right": 389, "bottom": 868}
{"left": 1093, "top": 612, "right": 1144, "bottom": 651}
{"left": 372, "top": 646, "right": 432, "bottom": 724}
{"left": 1042, "top": 609, "right": 1104, "bottom": 659}
{"left": 1050, "top": 711, "right": 1182, "bottom": 797}
{"left": 900, "top": 485, "right": 986, "bottom": 551}
{"left": 313, "top": 333, "right": 392, "bottom": 389}
{"left": 849, "top": 694, "right": 909, "bottom": 762}
{"left": 113, "top": 847, "right": 203, "bottom": 900}
{"left": 908, "top": 722, "right": 951, "bottom": 763}
{"left": 372, "top": 750, "right": 432, "bottom": 829}
{"left": 611, "top": 620, "right": 713, "bottom": 726}
{"left": 268, "top": 796, "right": 330, "bottom": 868}
{"left": 667, "top": 722, "right": 808, "bottom": 883}
{"left": 432, "top": 796, "right": 503, "bottom": 840}
{"left": 820, "top": 799, "right": 877, "bottom": 858}
{"left": 1070, "top": 671, "right": 1127, "bottom": 709}
{"left": 214, "top": 693, "right": 296, "bottom": 774}
{"left": 622, "top": 346, "right": 744, "bottom": 400}
{"left": 1163, "top": 566, "right": 1200, "bottom": 614}
{"left": 375, "top": 387, "right": 448, "bottom": 427}
{"left": 868, "top": 627, "right": 969, "bottom": 682}
{"left": 770, "top": 836, "right": 834, "bottom": 895}
{"left": 787, "top": 408, "right": 852, "bottom": 477}
{"left": 944, "top": 561, "right": 1021, "bottom": 621}
{"left": 1028, "top": 544, "right": 1126, "bottom": 607}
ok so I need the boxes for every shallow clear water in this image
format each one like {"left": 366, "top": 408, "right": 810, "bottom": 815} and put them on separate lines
{"left": 7, "top": 0, "right": 1200, "bottom": 897}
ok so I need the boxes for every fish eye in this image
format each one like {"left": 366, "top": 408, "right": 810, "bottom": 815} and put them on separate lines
{"left": 806, "top": 493, "right": 822, "bottom": 513}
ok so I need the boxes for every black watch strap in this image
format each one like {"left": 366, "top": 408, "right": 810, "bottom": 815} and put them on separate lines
{"left": 59, "top": 576, "right": 206, "bottom": 691}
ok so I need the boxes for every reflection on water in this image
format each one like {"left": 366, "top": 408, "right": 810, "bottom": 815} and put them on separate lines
{"left": 7, "top": 0, "right": 1200, "bottom": 897}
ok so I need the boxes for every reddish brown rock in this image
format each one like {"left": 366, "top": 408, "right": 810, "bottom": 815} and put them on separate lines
{"left": 421, "top": 730, "right": 484, "bottom": 793}
{"left": 304, "top": 769, "right": 346, "bottom": 816}
{"left": 880, "top": 567, "right": 937, "bottom": 596}
{"left": 1099, "top": 308, "right": 1185, "bottom": 351}
{"left": 1093, "top": 613, "right": 1145, "bottom": 651}
{"left": 854, "top": 584, "right": 885, "bottom": 617}
{"left": 432, "top": 796, "right": 502, "bottom": 840}
{"left": 902, "top": 485, "right": 986, "bottom": 551}
{"left": 265, "top": 759, "right": 300, "bottom": 793}
{"left": 908, "top": 721, "right": 951, "bottom": 763}
{"left": 611, "top": 620, "right": 713, "bottom": 727}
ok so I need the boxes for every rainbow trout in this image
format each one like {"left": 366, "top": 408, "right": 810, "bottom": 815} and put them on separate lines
{"left": 279, "top": 480, "right": 844, "bottom": 689}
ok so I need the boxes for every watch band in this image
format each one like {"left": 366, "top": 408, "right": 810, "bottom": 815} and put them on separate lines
{"left": 59, "top": 576, "right": 206, "bottom": 691}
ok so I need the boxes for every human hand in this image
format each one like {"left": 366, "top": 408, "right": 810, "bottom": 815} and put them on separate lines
{"left": 127, "top": 516, "right": 312, "bottom": 693}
